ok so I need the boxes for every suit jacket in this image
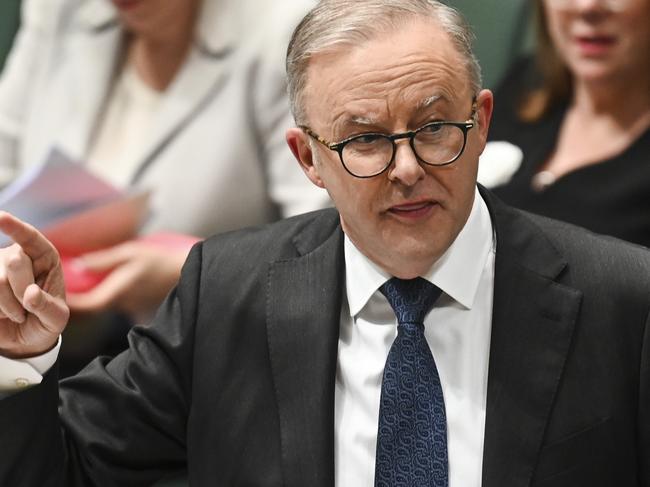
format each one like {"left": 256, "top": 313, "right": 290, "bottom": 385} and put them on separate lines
{"left": 1, "top": 188, "right": 649, "bottom": 486}
{"left": 0, "top": 0, "right": 327, "bottom": 237}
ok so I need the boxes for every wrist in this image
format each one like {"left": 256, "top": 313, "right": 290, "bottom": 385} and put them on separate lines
{"left": 0, "top": 339, "right": 59, "bottom": 360}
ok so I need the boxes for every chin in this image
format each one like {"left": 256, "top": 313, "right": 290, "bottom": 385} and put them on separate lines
{"left": 571, "top": 61, "right": 621, "bottom": 83}
{"left": 392, "top": 240, "right": 443, "bottom": 272}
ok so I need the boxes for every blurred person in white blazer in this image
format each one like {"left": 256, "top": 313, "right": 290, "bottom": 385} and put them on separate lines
{"left": 0, "top": 0, "right": 328, "bottom": 325}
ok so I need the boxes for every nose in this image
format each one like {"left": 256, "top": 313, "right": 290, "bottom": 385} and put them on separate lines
{"left": 386, "top": 139, "right": 425, "bottom": 186}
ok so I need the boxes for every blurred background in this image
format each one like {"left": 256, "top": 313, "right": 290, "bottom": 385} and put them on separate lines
{"left": 0, "top": 0, "right": 20, "bottom": 73}
{"left": 449, "top": 0, "right": 534, "bottom": 88}
{"left": 0, "top": 0, "right": 533, "bottom": 90}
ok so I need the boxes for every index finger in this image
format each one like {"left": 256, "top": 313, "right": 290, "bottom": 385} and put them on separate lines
{"left": 0, "top": 211, "right": 56, "bottom": 260}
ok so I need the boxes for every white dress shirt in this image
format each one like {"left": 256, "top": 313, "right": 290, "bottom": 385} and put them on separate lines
{"left": 0, "top": 337, "right": 60, "bottom": 391}
{"left": 335, "top": 188, "right": 496, "bottom": 487}
{"left": 86, "top": 64, "right": 163, "bottom": 188}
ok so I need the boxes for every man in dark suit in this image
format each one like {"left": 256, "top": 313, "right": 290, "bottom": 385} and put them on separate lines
{"left": 0, "top": 1, "right": 648, "bottom": 486}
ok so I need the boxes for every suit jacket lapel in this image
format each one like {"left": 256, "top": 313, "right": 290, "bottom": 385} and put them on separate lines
{"left": 267, "top": 212, "right": 344, "bottom": 487}
{"left": 51, "top": 0, "right": 233, "bottom": 183}
{"left": 480, "top": 189, "right": 583, "bottom": 487}
{"left": 128, "top": 42, "right": 232, "bottom": 184}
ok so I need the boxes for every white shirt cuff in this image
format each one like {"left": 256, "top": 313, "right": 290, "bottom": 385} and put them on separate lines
{"left": 0, "top": 336, "right": 61, "bottom": 391}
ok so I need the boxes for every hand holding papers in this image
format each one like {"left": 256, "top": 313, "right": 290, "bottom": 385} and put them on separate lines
{"left": 1, "top": 150, "right": 200, "bottom": 317}
{"left": 63, "top": 233, "right": 199, "bottom": 295}
{"left": 65, "top": 236, "right": 197, "bottom": 321}
{"left": 0, "top": 150, "right": 150, "bottom": 292}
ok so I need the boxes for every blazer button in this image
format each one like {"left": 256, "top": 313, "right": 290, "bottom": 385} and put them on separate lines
{"left": 14, "top": 378, "right": 30, "bottom": 388}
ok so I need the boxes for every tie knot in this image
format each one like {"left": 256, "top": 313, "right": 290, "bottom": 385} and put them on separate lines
{"left": 379, "top": 277, "right": 442, "bottom": 325}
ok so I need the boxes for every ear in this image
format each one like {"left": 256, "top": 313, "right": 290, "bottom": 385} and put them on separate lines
{"left": 475, "top": 89, "right": 494, "bottom": 153}
{"left": 286, "top": 128, "right": 325, "bottom": 188}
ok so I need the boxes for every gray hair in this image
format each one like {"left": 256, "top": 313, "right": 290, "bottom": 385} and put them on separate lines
{"left": 286, "top": 0, "right": 482, "bottom": 124}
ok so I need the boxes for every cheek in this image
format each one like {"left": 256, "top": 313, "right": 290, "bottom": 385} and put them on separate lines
{"left": 317, "top": 162, "right": 366, "bottom": 214}
{"left": 332, "top": 179, "right": 383, "bottom": 229}
{"left": 337, "top": 186, "right": 383, "bottom": 246}
{"left": 440, "top": 146, "right": 479, "bottom": 191}
{"left": 625, "top": 11, "right": 650, "bottom": 50}
{"left": 338, "top": 184, "right": 374, "bottom": 218}
{"left": 541, "top": 5, "right": 571, "bottom": 48}
{"left": 433, "top": 166, "right": 477, "bottom": 229}
{"left": 453, "top": 167, "right": 477, "bottom": 205}
{"left": 546, "top": 14, "right": 570, "bottom": 52}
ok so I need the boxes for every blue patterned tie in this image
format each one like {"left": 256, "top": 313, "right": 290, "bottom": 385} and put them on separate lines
{"left": 374, "top": 277, "right": 448, "bottom": 487}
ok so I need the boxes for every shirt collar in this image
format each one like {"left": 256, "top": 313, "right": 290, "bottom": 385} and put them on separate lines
{"left": 344, "top": 187, "right": 494, "bottom": 316}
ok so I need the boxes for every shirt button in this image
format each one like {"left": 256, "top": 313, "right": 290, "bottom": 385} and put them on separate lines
{"left": 15, "top": 378, "right": 30, "bottom": 388}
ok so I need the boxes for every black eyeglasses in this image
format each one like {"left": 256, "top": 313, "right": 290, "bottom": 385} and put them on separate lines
{"left": 300, "top": 101, "right": 477, "bottom": 179}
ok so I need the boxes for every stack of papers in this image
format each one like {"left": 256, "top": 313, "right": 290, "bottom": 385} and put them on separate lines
{"left": 0, "top": 149, "right": 150, "bottom": 255}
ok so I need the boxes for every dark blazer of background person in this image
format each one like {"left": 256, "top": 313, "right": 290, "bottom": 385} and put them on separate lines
{"left": 1, "top": 189, "right": 648, "bottom": 487}
{"left": 489, "top": 57, "right": 650, "bottom": 248}
{"left": 483, "top": 0, "right": 650, "bottom": 249}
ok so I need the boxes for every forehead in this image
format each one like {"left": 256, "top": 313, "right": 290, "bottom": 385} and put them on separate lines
{"left": 303, "top": 18, "right": 471, "bottom": 130}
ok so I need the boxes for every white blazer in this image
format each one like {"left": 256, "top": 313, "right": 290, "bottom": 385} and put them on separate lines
{"left": 0, "top": 0, "right": 328, "bottom": 238}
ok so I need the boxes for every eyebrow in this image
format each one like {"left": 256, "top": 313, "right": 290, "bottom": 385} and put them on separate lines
{"left": 416, "top": 94, "right": 444, "bottom": 111}
{"left": 332, "top": 114, "right": 382, "bottom": 138}
{"left": 334, "top": 93, "right": 451, "bottom": 135}
{"left": 347, "top": 94, "right": 448, "bottom": 124}
{"left": 348, "top": 115, "right": 379, "bottom": 126}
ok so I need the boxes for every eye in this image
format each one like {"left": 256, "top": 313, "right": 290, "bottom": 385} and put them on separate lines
{"left": 416, "top": 123, "right": 448, "bottom": 144}
{"left": 351, "top": 133, "right": 384, "bottom": 145}
{"left": 419, "top": 123, "right": 443, "bottom": 135}
{"left": 344, "top": 133, "right": 389, "bottom": 156}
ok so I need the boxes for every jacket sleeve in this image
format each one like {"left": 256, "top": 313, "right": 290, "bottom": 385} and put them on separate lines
{"left": 640, "top": 308, "right": 650, "bottom": 486}
{"left": 0, "top": 242, "right": 204, "bottom": 486}
{"left": 251, "top": 0, "right": 332, "bottom": 218}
